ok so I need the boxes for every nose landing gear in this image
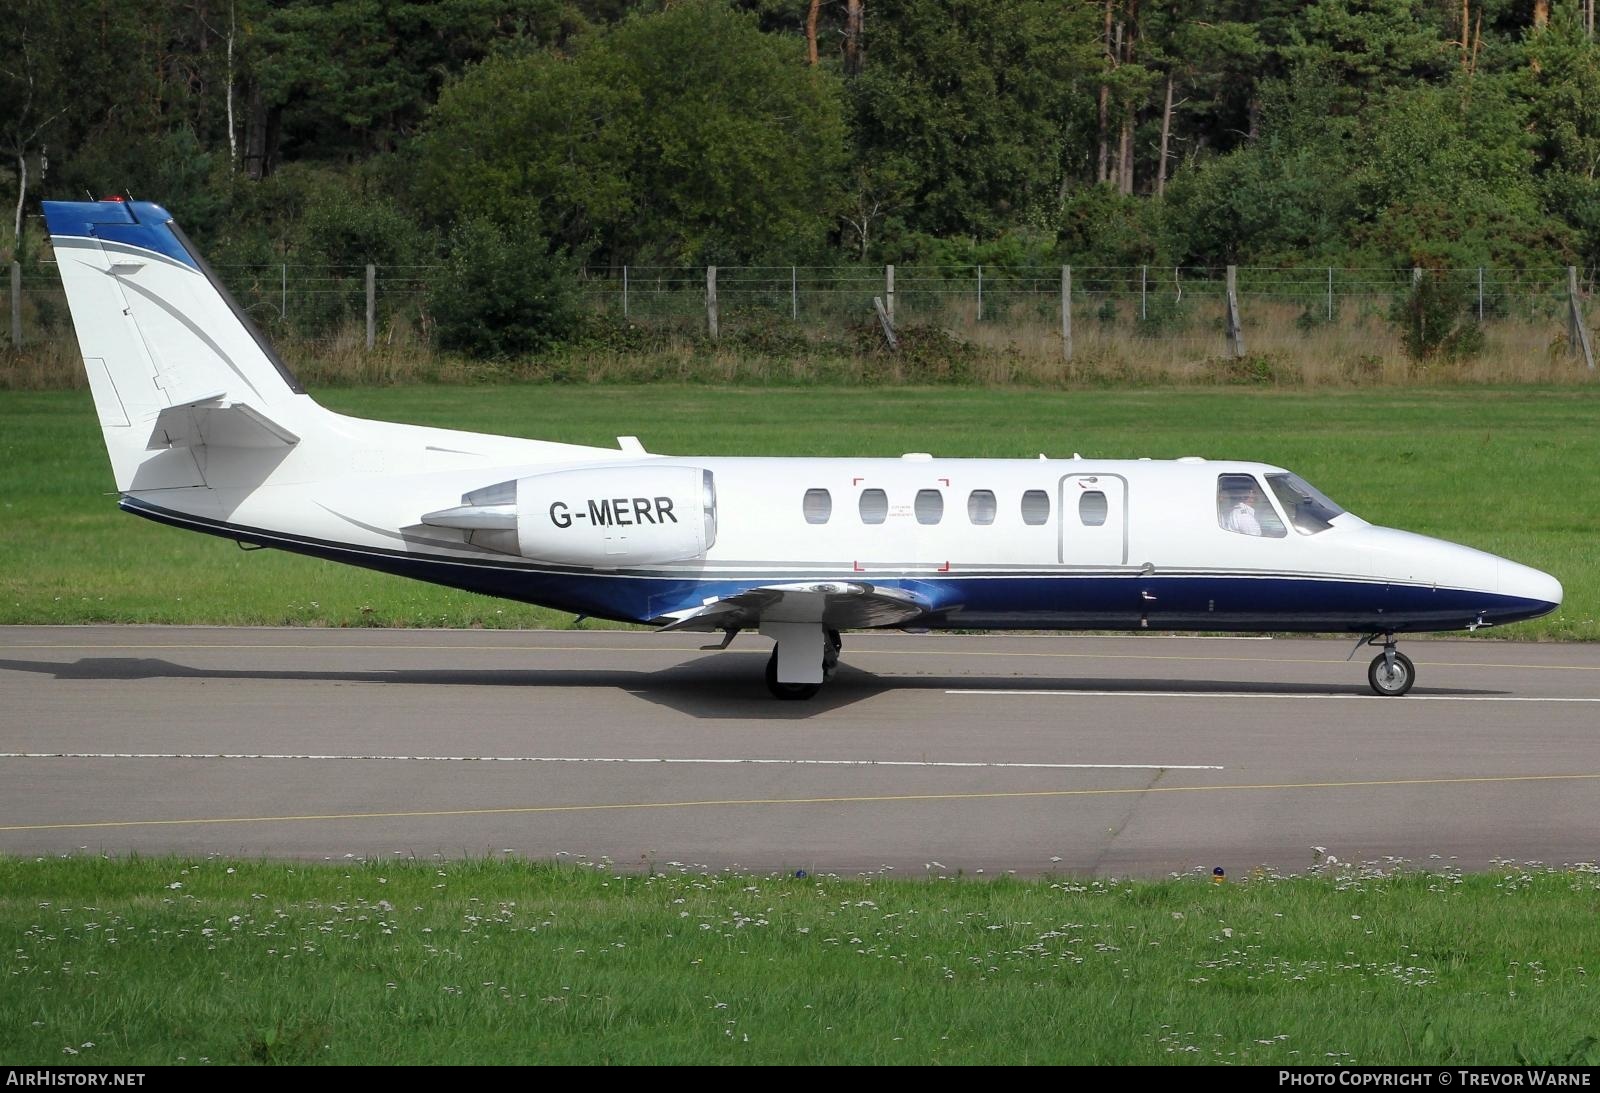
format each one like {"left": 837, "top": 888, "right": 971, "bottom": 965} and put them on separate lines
{"left": 1358, "top": 633, "right": 1416, "bottom": 697}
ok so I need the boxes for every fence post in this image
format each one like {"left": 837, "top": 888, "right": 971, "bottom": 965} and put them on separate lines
{"left": 976, "top": 264, "right": 983, "bottom": 322}
{"left": 1061, "top": 265, "right": 1072, "bottom": 362}
{"left": 1326, "top": 267, "right": 1333, "bottom": 322}
{"left": 1477, "top": 267, "right": 1484, "bottom": 322}
{"left": 281, "top": 263, "right": 287, "bottom": 323}
{"left": 706, "top": 265, "right": 718, "bottom": 340}
{"left": 1412, "top": 266, "right": 1422, "bottom": 286}
{"left": 9, "top": 262, "right": 19, "bottom": 349}
{"left": 873, "top": 297, "right": 898, "bottom": 350}
{"left": 1568, "top": 266, "right": 1595, "bottom": 370}
{"left": 365, "top": 264, "right": 376, "bottom": 350}
{"left": 1140, "top": 264, "right": 1148, "bottom": 320}
{"left": 623, "top": 265, "right": 629, "bottom": 321}
{"left": 885, "top": 264, "right": 895, "bottom": 325}
{"left": 791, "top": 266, "right": 797, "bottom": 321}
{"left": 1225, "top": 265, "right": 1244, "bottom": 358}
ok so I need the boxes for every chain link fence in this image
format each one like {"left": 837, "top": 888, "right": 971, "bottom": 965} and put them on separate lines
{"left": 4, "top": 260, "right": 1592, "bottom": 369}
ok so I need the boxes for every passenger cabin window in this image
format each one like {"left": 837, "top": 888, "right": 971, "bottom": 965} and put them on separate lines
{"left": 967, "top": 490, "right": 997, "bottom": 525}
{"left": 915, "top": 489, "right": 944, "bottom": 525}
{"left": 1021, "top": 489, "right": 1050, "bottom": 525}
{"left": 1265, "top": 473, "right": 1344, "bottom": 535}
{"left": 1079, "top": 490, "right": 1108, "bottom": 526}
{"left": 1216, "top": 474, "right": 1286, "bottom": 538}
{"left": 859, "top": 488, "right": 888, "bottom": 525}
{"left": 803, "top": 488, "right": 832, "bottom": 525}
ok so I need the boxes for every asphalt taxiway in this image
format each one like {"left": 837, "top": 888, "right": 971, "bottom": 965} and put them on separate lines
{"left": 2, "top": 626, "right": 1597, "bottom": 875}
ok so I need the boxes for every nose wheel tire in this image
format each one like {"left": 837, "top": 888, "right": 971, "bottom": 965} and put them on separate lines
{"left": 1367, "top": 649, "right": 1416, "bottom": 697}
{"left": 766, "top": 647, "right": 822, "bottom": 700}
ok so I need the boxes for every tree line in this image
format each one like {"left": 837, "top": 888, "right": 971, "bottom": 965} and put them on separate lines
{"left": 7, "top": 1, "right": 1600, "bottom": 354}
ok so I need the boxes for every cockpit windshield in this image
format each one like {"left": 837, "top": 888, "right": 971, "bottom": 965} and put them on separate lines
{"left": 1265, "top": 473, "right": 1346, "bottom": 535}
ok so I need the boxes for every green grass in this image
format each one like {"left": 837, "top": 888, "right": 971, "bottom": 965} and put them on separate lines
{"left": 1, "top": 384, "right": 1595, "bottom": 637}
{"left": 1, "top": 855, "right": 1597, "bottom": 1065}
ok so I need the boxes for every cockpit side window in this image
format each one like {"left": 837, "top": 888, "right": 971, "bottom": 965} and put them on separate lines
{"left": 1265, "top": 473, "right": 1344, "bottom": 535}
{"left": 1216, "top": 474, "right": 1287, "bottom": 538}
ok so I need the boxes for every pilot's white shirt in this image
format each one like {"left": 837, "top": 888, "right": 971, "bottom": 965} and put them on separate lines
{"left": 1229, "top": 502, "right": 1262, "bottom": 536}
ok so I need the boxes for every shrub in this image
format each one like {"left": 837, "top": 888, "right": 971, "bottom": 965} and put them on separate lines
{"left": 1391, "top": 271, "right": 1486, "bottom": 363}
{"left": 850, "top": 321, "right": 979, "bottom": 384}
{"left": 1204, "top": 353, "right": 1300, "bottom": 386}
{"left": 430, "top": 219, "right": 580, "bottom": 360}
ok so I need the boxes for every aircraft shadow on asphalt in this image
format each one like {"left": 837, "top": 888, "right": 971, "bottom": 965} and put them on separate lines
{"left": 0, "top": 653, "right": 1514, "bottom": 721}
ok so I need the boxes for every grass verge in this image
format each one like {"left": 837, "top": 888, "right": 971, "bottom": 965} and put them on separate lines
{"left": 1, "top": 855, "right": 1597, "bottom": 1065}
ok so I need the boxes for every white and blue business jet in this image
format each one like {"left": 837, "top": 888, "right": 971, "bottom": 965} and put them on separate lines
{"left": 43, "top": 199, "right": 1563, "bottom": 699}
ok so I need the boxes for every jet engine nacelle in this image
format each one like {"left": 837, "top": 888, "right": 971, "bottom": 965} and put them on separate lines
{"left": 423, "top": 465, "right": 717, "bottom": 567}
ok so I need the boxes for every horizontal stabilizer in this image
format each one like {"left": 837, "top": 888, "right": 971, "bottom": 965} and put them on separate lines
{"left": 655, "top": 581, "right": 934, "bottom": 632}
{"left": 147, "top": 397, "right": 301, "bottom": 452}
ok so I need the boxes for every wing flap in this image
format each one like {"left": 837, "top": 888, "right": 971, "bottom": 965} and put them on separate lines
{"left": 655, "top": 581, "right": 933, "bottom": 632}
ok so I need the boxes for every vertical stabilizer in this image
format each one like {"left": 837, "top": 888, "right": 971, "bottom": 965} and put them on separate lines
{"left": 43, "top": 199, "right": 310, "bottom": 491}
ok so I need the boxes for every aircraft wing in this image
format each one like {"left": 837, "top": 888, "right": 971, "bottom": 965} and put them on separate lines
{"left": 653, "top": 581, "right": 937, "bottom": 633}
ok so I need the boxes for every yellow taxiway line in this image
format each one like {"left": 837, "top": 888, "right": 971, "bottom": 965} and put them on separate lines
{"left": 4, "top": 771, "right": 1598, "bottom": 834}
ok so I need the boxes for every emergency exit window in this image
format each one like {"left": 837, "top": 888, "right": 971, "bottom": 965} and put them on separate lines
{"left": 803, "top": 489, "right": 832, "bottom": 524}
{"left": 859, "top": 488, "right": 888, "bottom": 525}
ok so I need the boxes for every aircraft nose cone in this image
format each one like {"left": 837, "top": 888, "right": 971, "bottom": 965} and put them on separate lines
{"left": 1499, "top": 559, "right": 1563, "bottom": 609}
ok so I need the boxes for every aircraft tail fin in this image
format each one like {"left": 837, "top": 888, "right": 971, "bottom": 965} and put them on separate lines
{"left": 43, "top": 198, "right": 316, "bottom": 491}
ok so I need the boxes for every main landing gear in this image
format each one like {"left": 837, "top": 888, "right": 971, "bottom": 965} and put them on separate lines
{"left": 1357, "top": 633, "right": 1416, "bottom": 697}
{"left": 762, "top": 624, "right": 842, "bottom": 700}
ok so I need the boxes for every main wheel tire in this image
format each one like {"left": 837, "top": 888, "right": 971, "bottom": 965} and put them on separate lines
{"left": 1367, "top": 650, "right": 1416, "bottom": 697}
{"left": 822, "top": 629, "right": 843, "bottom": 680}
{"left": 766, "top": 647, "right": 822, "bottom": 700}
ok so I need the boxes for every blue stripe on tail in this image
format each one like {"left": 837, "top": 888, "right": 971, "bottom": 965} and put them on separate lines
{"left": 41, "top": 200, "right": 198, "bottom": 270}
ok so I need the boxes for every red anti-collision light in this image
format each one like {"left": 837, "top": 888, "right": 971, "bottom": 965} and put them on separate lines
{"left": 101, "top": 195, "right": 126, "bottom": 202}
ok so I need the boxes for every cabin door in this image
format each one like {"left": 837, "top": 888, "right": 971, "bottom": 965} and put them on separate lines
{"left": 1057, "top": 474, "right": 1128, "bottom": 566}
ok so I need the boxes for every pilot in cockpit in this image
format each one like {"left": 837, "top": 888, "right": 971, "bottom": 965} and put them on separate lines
{"left": 1226, "top": 483, "right": 1263, "bottom": 536}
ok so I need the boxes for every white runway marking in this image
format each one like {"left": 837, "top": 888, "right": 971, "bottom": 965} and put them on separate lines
{"left": 947, "top": 690, "right": 1600, "bottom": 703}
{"left": 0, "top": 752, "right": 1222, "bottom": 771}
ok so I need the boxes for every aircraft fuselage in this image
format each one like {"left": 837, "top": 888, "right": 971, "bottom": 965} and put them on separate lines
{"left": 118, "top": 453, "right": 1560, "bottom": 636}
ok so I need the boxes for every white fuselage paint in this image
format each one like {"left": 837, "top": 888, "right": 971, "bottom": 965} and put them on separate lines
{"left": 135, "top": 452, "right": 1550, "bottom": 593}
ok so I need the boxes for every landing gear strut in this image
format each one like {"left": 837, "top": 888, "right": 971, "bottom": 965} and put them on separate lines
{"left": 761, "top": 624, "right": 842, "bottom": 700}
{"left": 1361, "top": 633, "right": 1415, "bottom": 697}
